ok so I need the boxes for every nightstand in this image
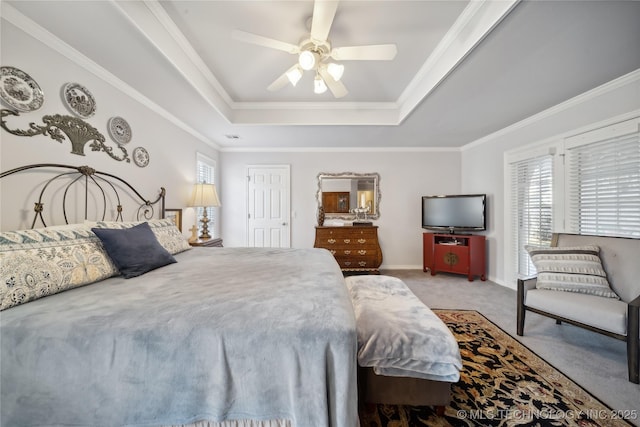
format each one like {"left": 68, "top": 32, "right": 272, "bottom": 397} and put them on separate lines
{"left": 189, "top": 238, "right": 223, "bottom": 247}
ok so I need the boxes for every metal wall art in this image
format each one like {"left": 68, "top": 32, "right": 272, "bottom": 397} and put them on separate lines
{"left": 0, "top": 66, "right": 44, "bottom": 112}
{"left": 62, "top": 82, "right": 96, "bottom": 118}
{"left": 0, "top": 109, "right": 129, "bottom": 162}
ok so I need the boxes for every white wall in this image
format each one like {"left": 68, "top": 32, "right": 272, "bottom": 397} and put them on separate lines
{"left": 4, "top": 11, "right": 636, "bottom": 280}
{"left": 220, "top": 150, "right": 461, "bottom": 269}
{"left": 461, "top": 71, "right": 640, "bottom": 287}
{"left": 0, "top": 21, "right": 219, "bottom": 233}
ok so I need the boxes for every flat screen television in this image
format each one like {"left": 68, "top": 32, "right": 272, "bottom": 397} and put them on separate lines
{"left": 421, "top": 194, "right": 486, "bottom": 233}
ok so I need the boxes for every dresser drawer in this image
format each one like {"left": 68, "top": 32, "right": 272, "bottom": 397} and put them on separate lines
{"left": 330, "top": 248, "right": 378, "bottom": 257}
{"left": 335, "top": 256, "right": 379, "bottom": 270}
{"left": 315, "top": 226, "right": 383, "bottom": 272}
{"left": 316, "top": 230, "right": 377, "bottom": 246}
{"left": 322, "top": 241, "right": 379, "bottom": 251}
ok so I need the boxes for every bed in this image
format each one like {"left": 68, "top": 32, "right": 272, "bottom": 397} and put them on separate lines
{"left": 0, "top": 164, "right": 358, "bottom": 427}
{"left": 0, "top": 163, "right": 460, "bottom": 426}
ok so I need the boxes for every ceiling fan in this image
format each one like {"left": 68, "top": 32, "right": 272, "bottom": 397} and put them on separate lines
{"left": 232, "top": 0, "right": 397, "bottom": 98}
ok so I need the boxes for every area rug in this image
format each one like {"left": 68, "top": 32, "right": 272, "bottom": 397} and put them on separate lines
{"left": 359, "top": 309, "right": 634, "bottom": 427}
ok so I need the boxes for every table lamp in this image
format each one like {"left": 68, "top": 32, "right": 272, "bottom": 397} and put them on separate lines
{"left": 188, "top": 183, "right": 221, "bottom": 239}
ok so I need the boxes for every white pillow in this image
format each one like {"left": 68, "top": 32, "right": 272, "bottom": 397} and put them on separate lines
{"left": 91, "top": 219, "right": 191, "bottom": 255}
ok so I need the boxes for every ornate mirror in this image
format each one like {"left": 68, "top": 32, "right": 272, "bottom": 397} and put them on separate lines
{"left": 316, "top": 172, "right": 381, "bottom": 220}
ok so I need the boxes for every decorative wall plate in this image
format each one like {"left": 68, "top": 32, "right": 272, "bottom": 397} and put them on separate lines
{"left": 0, "top": 66, "right": 44, "bottom": 112}
{"left": 108, "top": 116, "right": 132, "bottom": 145}
{"left": 62, "top": 82, "right": 96, "bottom": 118}
{"left": 133, "top": 147, "right": 149, "bottom": 167}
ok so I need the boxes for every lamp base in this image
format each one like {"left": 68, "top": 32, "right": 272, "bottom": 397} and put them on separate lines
{"left": 199, "top": 211, "right": 211, "bottom": 239}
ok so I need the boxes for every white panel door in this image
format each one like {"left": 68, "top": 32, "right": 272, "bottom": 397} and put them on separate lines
{"left": 246, "top": 165, "right": 291, "bottom": 248}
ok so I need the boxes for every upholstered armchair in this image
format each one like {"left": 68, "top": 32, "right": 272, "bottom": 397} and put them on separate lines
{"left": 516, "top": 233, "right": 640, "bottom": 383}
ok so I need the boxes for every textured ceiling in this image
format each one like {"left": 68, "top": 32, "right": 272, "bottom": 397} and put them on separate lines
{"left": 3, "top": 0, "right": 640, "bottom": 150}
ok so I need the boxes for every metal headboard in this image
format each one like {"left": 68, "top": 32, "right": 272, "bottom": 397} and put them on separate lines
{"left": 0, "top": 163, "right": 165, "bottom": 228}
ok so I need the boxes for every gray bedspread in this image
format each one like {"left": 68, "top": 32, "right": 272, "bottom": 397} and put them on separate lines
{"left": 345, "top": 275, "right": 461, "bottom": 382}
{"left": 0, "top": 247, "right": 358, "bottom": 427}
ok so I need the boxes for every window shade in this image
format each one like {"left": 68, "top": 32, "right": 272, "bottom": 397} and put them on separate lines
{"left": 196, "top": 155, "right": 216, "bottom": 234}
{"left": 566, "top": 131, "right": 640, "bottom": 238}
{"left": 510, "top": 154, "right": 553, "bottom": 277}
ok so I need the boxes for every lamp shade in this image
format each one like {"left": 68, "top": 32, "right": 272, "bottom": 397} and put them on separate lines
{"left": 188, "top": 183, "right": 221, "bottom": 207}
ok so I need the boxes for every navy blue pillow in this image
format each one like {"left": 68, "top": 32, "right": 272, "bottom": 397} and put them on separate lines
{"left": 92, "top": 222, "right": 176, "bottom": 279}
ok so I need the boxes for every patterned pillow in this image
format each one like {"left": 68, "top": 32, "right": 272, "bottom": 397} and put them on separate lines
{"left": 92, "top": 219, "right": 191, "bottom": 255}
{"left": 0, "top": 224, "right": 118, "bottom": 311}
{"left": 525, "top": 245, "right": 620, "bottom": 299}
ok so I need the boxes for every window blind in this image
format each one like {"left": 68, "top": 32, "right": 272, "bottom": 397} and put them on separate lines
{"left": 196, "top": 155, "right": 216, "bottom": 235}
{"left": 566, "top": 131, "right": 640, "bottom": 238}
{"left": 510, "top": 154, "right": 553, "bottom": 277}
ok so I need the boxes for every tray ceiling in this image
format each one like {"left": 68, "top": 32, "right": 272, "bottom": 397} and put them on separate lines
{"left": 2, "top": 0, "right": 639, "bottom": 149}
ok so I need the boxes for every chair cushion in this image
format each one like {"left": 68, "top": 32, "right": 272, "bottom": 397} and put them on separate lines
{"left": 526, "top": 245, "right": 620, "bottom": 299}
{"left": 526, "top": 289, "right": 627, "bottom": 335}
{"left": 554, "top": 233, "right": 640, "bottom": 303}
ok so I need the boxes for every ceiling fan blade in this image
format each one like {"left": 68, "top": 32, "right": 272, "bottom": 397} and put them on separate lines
{"left": 232, "top": 30, "right": 300, "bottom": 54}
{"left": 318, "top": 67, "right": 348, "bottom": 98}
{"left": 267, "top": 64, "right": 299, "bottom": 92}
{"left": 310, "top": 0, "right": 339, "bottom": 42}
{"left": 330, "top": 44, "right": 398, "bottom": 61}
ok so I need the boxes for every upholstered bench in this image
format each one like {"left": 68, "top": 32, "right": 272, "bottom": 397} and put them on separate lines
{"left": 344, "top": 275, "right": 462, "bottom": 407}
{"left": 517, "top": 233, "right": 640, "bottom": 383}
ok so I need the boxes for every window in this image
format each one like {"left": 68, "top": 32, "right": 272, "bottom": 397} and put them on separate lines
{"left": 509, "top": 153, "right": 554, "bottom": 277}
{"left": 565, "top": 122, "right": 640, "bottom": 238}
{"left": 505, "top": 116, "right": 639, "bottom": 284}
{"left": 196, "top": 153, "right": 217, "bottom": 236}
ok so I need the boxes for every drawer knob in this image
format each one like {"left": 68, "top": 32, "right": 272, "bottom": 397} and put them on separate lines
{"left": 344, "top": 261, "right": 352, "bottom": 266}
{"left": 344, "top": 250, "right": 351, "bottom": 255}
{"left": 330, "top": 250, "right": 336, "bottom": 255}
{"left": 344, "top": 239, "right": 350, "bottom": 243}
{"left": 358, "top": 261, "right": 367, "bottom": 267}
{"left": 327, "top": 238, "right": 336, "bottom": 244}
{"left": 358, "top": 239, "right": 366, "bottom": 244}
{"left": 358, "top": 250, "right": 367, "bottom": 255}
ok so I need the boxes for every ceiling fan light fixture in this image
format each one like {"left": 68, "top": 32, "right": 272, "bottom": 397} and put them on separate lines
{"left": 314, "top": 74, "right": 327, "bottom": 94}
{"left": 286, "top": 66, "right": 303, "bottom": 86}
{"left": 327, "top": 63, "right": 344, "bottom": 81}
{"left": 299, "top": 50, "right": 318, "bottom": 70}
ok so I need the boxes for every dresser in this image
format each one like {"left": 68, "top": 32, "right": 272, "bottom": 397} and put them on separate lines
{"left": 314, "top": 226, "right": 383, "bottom": 273}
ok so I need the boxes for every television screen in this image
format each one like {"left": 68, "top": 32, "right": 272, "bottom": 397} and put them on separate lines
{"left": 422, "top": 194, "right": 486, "bottom": 232}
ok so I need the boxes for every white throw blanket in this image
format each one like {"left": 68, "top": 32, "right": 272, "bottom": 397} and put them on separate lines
{"left": 345, "top": 275, "right": 462, "bottom": 382}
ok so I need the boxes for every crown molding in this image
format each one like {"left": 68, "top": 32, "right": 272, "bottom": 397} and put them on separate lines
{"left": 109, "top": 0, "right": 518, "bottom": 126}
{"left": 115, "top": 0, "right": 234, "bottom": 118}
{"left": 461, "top": 68, "right": 640, "bottom": 152}
{"left": 1, "top": 2, "right": 221, "bottom": 150}
{"left": 2, "top": 0, "right": 520, "bottom": 138}
{"left": 231, "top": 101, "right": 398, "bottom": 110}
{"left": 220, "top": 145, "right": 461, "bottom": 153}
{"left": 397, "top": 0, "right": 520, "bottom": 122}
